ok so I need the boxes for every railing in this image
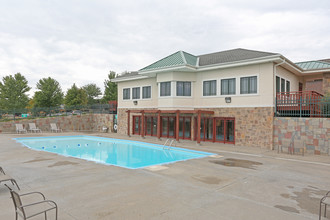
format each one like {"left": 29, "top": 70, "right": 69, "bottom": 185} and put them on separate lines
{"left": 0, "top": 103, "right": 117, "bottom": 122}
{"left": 275, "top": 91, "right": 329, "bottom": 118}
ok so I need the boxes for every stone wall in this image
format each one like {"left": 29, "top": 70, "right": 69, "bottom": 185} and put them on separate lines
{"left": 203, "top": 107, "right": 274, "bottom": 149}
{"left": 274, "top": 117, "right": 330, "bottom": 155}
{"left": 0, "top": 114, "right": 115, "bottom": 133}
{"left": 117, "top": 107, "right": 274, "bottom": 149}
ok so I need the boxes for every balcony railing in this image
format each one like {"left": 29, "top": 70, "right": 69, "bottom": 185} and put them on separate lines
{"left": 275, "top": 91, "right": 329, "bottom": 118}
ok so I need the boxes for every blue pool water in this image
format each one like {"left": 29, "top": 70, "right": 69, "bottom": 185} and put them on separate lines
{"left": 14, "top": 136, "right": 214, "bottom": 169}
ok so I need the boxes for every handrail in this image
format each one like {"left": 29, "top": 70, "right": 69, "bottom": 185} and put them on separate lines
{"left": 163, "top": 139, "right": 177, "bottom": 150}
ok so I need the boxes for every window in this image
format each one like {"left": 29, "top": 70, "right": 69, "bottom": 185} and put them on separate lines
{"left": 276, "top": 76, "right": 280, "bottom": 93}
{"left": 240, "top": 76, "right": 257, "bottom": 94}
{"left": 142, "top": 86, "right": 151, "bottom": 99}
{"left": 281, "top": 78, "right": 285, "bottom": 92}
{"left": 160, "top": 82, "right": 171, "bottom": 96}
{"left": 221, "top": 78, "right": 236, "bottom": 95}
{"left": 203, "top": 80, "right": 216, "bottom": 96}
{"left": 286, "top": 81, "right": 290, "bottom": 93}
{"left": 123, "top": 88, "right": 130, "bottom": 100}
{"left": 176, "top": 81, "right": 191, "bottom": 96}
{"left": 132, "top": 87, "right": 140, "bottom": 99}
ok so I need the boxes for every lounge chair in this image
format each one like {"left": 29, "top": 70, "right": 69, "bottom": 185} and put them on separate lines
{"left": 5, "top": 184, "right": 58, "bottom": 220}
{"left": 28, "top": 123, "right": 42, "bottom": 133}
{"left": 0, "top": 167, "right": 20, "bottom": 190}
{"left": 50, "top": 123, "right": 62, "bottom": 133}
{"left": 319, "top": 191, "right": 330, "bottom": 220}
{"left": 15, "top": 124, "right": 27, "bottom": 134}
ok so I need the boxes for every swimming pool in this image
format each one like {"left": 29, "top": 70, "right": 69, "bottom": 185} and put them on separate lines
{"left": 14, "top": 136, "right": 214, "bottom": 169}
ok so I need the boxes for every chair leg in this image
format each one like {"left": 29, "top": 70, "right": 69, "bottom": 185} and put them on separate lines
{"left": 320, "top": 201, "right": 322, "bottom": 220}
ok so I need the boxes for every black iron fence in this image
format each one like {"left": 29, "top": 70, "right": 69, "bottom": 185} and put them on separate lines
{"left": 0, "top": 103, "right": 117, "bottom": 121}
{"left": 275, "top": 91, "right": 330, "bottom": 118}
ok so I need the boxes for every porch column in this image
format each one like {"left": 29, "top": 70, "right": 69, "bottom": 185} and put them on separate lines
{"left": 141, "top": 111, "right": 145, "bottom": 138}
{"left": 157, "top": 111, "right": 161, "bottom": 139}
{"left": 197, "top": 110, "right": 201, "bottom": 144}
{"left": 127, "top": 110, "right": 130, "bottom": 137}
{"left": 176, "top": 110, "right": 180, "bottom": 141}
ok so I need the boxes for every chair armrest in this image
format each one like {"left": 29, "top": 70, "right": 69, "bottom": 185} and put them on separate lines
{"left": 20, "top": 199, "right": 57, "bottom": 208}
{"left": 20, "top": 191, "right": 46, "bottom": 200}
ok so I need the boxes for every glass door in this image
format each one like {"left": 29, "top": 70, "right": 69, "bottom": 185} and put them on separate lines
{"left": 215, "top": 118, "right": 224, "bottom": 142}
{"left": 133, "top": 116, "right": 141, "bottom": 135}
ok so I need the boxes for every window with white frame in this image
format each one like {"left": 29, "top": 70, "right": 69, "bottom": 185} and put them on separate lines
{"left": 221, "top": 78, "right": 236, "bottom": 95}
{"left": 240, "top": 76, "right": 257, "bottom": 94}
{"left": 176, "top": 81, "right": 191, "bottom": 96}
{"left": 142, "top": 86, "right": 151, "bottom": 99}
{"left": 160, "top": 82, "right": 171, "bottom": 96}
{"left": 203, "top": 80, "right": 216, "bottom": 96}
{"left": 276, "top": 76, "right": 290, "bottom": 93}
{"left": 123, "top": 88, "right": 130, "bottom": 100}
{"left": 132, "top": 87, "right": 140, "bottom": 99}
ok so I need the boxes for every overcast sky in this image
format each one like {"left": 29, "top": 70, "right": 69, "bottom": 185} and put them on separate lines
{"left": 0, "top": 0, "right": 330, "bottom": 97}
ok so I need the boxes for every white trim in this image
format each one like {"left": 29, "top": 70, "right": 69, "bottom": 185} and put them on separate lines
{"left": 180, "top": 51, "right": 187, "bottom": 64}
{"left": 112, "top": 75, "right": 149, "bottom": 82}
{"left": 118, "top": 104, "right": 274, "bottom": 109}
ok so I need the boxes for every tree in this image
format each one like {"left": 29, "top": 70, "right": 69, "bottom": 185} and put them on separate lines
{"left": 64, "top": 84, "right": 87, "bottom": 106}
{"left": 102, "top": 71, "right": 117, "bottom": 103}
{"left": 33, "top": 77, "right": 64, "bottom": 107}
{"left": 0, "top": 73, "right": 31, "bottom": 111}
{"left": 82, "top": 83, "right": 102, "bottom": 105}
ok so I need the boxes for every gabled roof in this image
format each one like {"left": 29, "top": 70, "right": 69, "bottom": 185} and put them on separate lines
{"left": 198, "top": 48, "right": 278, "bottom": 66}
{"left": 295, "top": 61, "right": 330, "bottom": 70}
{"left": 139, "top": 48, "right": 279, "bottom": 72}
{"left": 139, "top": 51, "right": 198, "bottom": 72}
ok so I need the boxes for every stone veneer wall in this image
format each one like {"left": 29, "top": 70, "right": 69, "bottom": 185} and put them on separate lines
{"left": 274, "top": 117, "right": 330, "bottom": 155}
{"left": 201, "top": 107, "right": 274, "bottom": 149}
{"left": 0, "top": 114, "right": 114, "bottom": 133}
{"left": 117, "top": 107, "right": 274, "bottom": 149}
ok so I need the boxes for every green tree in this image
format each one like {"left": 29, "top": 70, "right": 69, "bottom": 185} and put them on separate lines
{"left": 102, "top": 71, "right": 117, "bottom": 103}
{"left": 82, "top": 83, "right": 102, "bottom": 105}
{"left": 33, "top": 77, "right": 64, "bottom": 107}
{"left": 64, "top": 84, "right": 87, "bottom": 106}
{"left": 0, "top": 73, "right": 31, "bottom": 111}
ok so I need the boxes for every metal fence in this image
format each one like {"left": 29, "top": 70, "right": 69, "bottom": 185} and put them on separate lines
{"left": 0, "top": 103, "right": 117, "bottom": 121}
{"left": 275, "top": 91, "right": 330, "bottom": 118}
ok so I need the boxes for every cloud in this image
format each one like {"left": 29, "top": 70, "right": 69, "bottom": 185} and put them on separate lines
{"left": 0, "top": 0, "right": 329, "bottom": 98}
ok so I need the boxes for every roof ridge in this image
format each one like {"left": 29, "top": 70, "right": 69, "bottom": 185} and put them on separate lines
{"left": 180, "top": 51, "right": 187, "bottom": 65}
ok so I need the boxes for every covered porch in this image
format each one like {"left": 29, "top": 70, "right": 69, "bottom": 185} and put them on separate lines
{"left": 126, "top": 109, "right": 235, "bottom": 144}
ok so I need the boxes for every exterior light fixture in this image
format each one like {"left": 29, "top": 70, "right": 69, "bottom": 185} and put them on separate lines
{"left": 225, "top": 97, "right": 231, "bottom": 103}
{"left": 133, "top": 100, "right": 138, "bottom": 105}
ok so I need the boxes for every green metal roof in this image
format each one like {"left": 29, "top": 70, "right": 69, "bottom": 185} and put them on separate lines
{"left": 139, "top": 51, "right": 198, "bottom": 72}
{"left": 295, "top": 61, "right": 330, "bottom": 70}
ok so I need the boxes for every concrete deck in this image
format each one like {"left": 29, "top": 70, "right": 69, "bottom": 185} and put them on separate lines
{"left": 0, "top": 132, "right": 329, "bottom": 220}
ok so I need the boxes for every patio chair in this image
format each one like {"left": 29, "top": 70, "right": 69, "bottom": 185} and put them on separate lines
{"left": 5, "top": 184, "right": 58, "bottom": 220}
{"left": 28, "top": 123, "right": 42, "bottom": 133}
{"left": 50, "top": 123, "right": 62, "bottom": 133}
{"left": 319, "top": 191, "right": 330, "bottom": 220}
{"left": 15, "top": 124, "right": 27, "bottom": 134}
{"left": 0, "top": 167, "right": 20, "bottom": 190}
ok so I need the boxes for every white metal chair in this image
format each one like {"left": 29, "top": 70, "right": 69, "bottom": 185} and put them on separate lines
{"left": 6, "top": 184, "right": 58, "bottom": 220}
{"left": 50, "top": 123, "right": 62, "bottom": 133}
{"left": 319, "top": 191, "right": 330, "bottom": 220}
{"left": 15, "top": 124, "right": 27, "bottom": 134}
{"left": 28, "top": 123, "right": 42, "bottom": 133}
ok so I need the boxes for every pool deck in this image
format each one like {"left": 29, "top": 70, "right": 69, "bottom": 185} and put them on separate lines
{"left": 1, "top": 132, "right": 329, "bottom": 219}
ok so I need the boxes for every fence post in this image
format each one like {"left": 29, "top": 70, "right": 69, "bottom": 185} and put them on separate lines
{"left": 299, "top": 95, "right": 302, "bottom": 118}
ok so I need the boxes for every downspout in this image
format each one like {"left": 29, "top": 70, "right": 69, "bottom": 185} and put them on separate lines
{"left": 273, "top": 59, "right": 285, "bottom": 150}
